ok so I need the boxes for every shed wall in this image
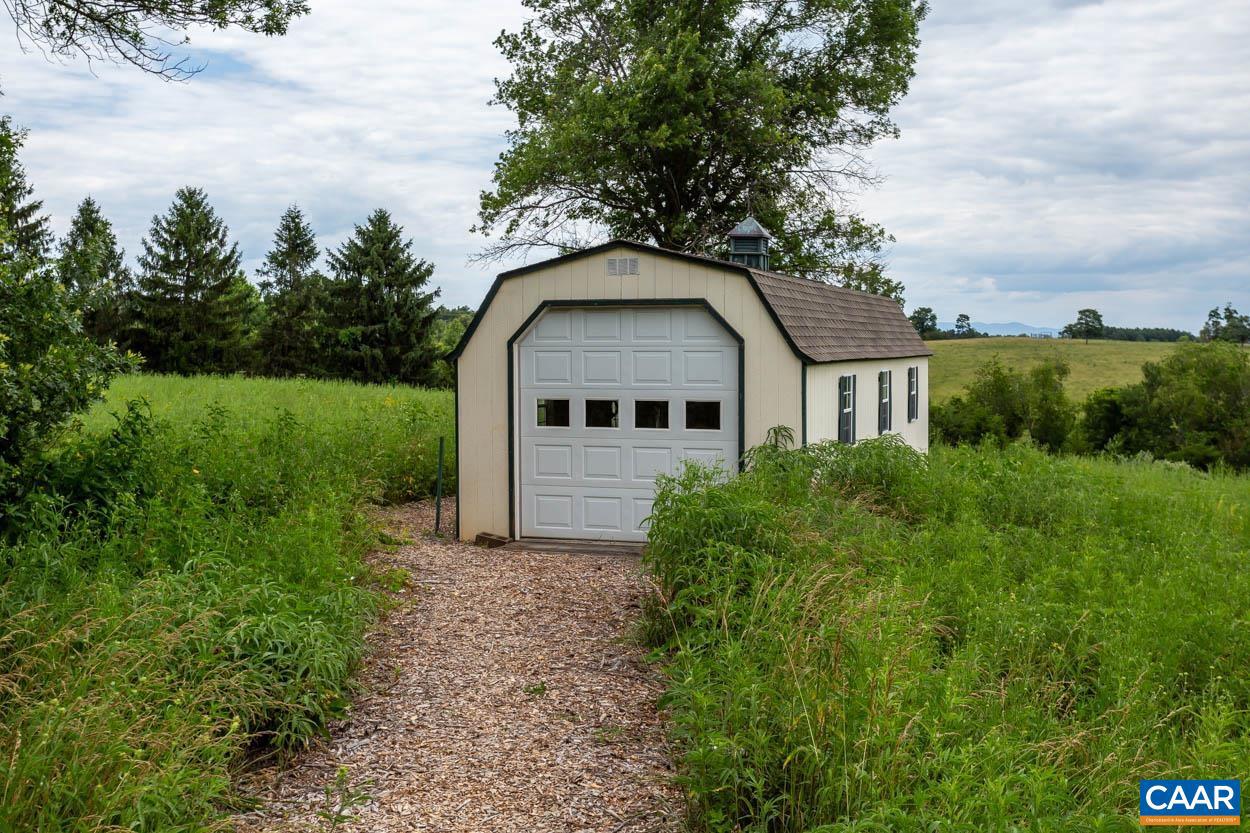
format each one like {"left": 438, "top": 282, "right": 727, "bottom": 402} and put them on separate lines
{"left": 805, "top": 357, "right": 929, "bottom": 452}
{"left": 455, "top": 246, "right": 805, "bottom": 541}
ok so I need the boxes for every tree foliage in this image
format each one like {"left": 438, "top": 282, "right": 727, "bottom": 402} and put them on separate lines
{"left": 1200, "top": 303, "right": 1250, "bottom": 346}
{"left": 1082, "top": 342, "right": 1250, "bottom": 470}
{"left": 133, "top": 187, "right": 258, "bottom": 374}
{"left": 0, "top": 118, "right": 52, "bottom": 264}
{"left": 931, "top": 357, "right": 1075, "bottom": 452}
{"left": 477, "top": 0, "right": 927, "bottom": 292}
{"left": 1101, "top": 325, "right": 1191, "bottom": 343}
{"left": 907, "top": 305, "right": 936, "bottom": 337}
{"left": 0, "top": 223, "right": 130, "bottom": 501}
{"left": 427, "top": 305, "right": 474, "bottom": 389}
{"left": 1062, "top": 308, "right": 1104, "bottom": 343}
{"left": 4, "top": 0, "right": 308, "bottom": 80}
{"left": 324, "top": 209, "right": 440, "bottom": 385}
{"left": 55, "top": 196, "right": 134, "bottom": 347}
{"left": 256, "top": 204, "right": 326, "bottom": 377}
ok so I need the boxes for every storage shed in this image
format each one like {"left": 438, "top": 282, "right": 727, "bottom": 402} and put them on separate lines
{"left": 450, "top": 222, "right": 933, "bottom": 543}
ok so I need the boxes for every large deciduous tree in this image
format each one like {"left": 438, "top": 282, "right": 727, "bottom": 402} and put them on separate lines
{"left": 325, "top": 209, "right": 440, "bottom": 385}
{"left": 257, "top": 205, "right": 326, "bottom": 377}
{"left": 5, "top": 0, "right": 308, "bottom": 80}
{"left": 134, "top": 187, "right": 258, "bottom": 374}
{"left": 1200, "top": 303, "right": 1250, "bottom": 346}
{"left": 907, "top": 305, "right": 937, "bottom": 337}
{"left": 1062, "top": 308, "right": 1104, "bottom": 343}
{"left": 56, "top": 196, "right": 134, "bottom": 347}
{"left": 476, "top": 0, "right": 926, "bottom": 294}
{"left": 0, "top": 118, "right": 52, "bottom": 264}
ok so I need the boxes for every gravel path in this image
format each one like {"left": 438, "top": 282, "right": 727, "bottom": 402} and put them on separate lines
{"left": 234, "top": 499, "right": 681, "bottom": 833}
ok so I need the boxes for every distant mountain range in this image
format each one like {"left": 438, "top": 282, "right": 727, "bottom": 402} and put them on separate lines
{"left": 937, "top": 321, "right": 1061, "bottom": 337}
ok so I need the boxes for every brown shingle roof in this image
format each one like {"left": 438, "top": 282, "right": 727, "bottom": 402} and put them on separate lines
{"left": 749, "top": 268, "right": 933, "bottom": 362}
{"left": 450, "top": 239, "right": 933, "bottom": 363}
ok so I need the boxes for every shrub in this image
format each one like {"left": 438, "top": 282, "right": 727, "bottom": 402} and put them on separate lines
{"left": 1082, "top": 341, "right": 1250, "bottom": 469}
{"left": 0, "top": 256, "right": 131, "bottom": 505}
{"left": 932, "top": 356, "right": 1075, "bottom": 451}
{"left": 644, "top": 439, "right": 1250, "bottom": 831}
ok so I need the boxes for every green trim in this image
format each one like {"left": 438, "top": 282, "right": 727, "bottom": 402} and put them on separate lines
{"left": 800, "top": 364, "right": 808, "bottom": 446}
{"left": 453, "top": 361, "right": 461, "bottom": 539}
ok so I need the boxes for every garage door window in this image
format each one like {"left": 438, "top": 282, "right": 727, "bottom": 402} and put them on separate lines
{"left": 686, "top": 400, "right": 721, "bottom": 431}
{"left": 536, "top": 398, "right": 569, "bottom": 427}
{"left": 586, "top": 399, "right": 620, "bottom": 428}
{"left": 635, "top": 400, "right": 669, "bottom": 429}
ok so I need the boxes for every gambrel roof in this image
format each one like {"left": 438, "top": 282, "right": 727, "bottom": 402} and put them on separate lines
{"left": 450, "top": 240, "right": 932, "bottom": 363}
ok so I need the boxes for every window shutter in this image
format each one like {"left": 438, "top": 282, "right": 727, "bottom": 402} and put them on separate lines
{"left": 908, "top": 367, "right": 918, "bottom": 422}
{"left": 838, "top": 375, "right": 856, "bottom": 444}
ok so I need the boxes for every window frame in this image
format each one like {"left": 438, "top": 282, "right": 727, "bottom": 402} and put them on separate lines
{"left": 878, "top": 370, "right": 892, "bottom": 435}
{"left": 837, "top": 374, "right": 856, "bottom": 444}
{"left": 907, "top": 366, "right": 919, "bottom": 423}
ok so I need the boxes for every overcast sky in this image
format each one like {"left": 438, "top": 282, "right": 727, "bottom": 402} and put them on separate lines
{"left": 2, "top": 0, "right": 1246, "bottom": 330}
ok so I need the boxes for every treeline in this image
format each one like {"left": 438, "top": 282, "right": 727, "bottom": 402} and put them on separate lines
{"left": 1102, "top": 325, "right": 1192, "bottom": 342}
{"left": 932, "top": 341, "right": 1250, "bottom": 470}
{"left": 4, "top": 117, "right": 469, "bottom": 387}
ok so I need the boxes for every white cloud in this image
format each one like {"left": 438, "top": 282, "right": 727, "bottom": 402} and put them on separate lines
{"left": 2, "top": 0, "right": 1247, "bottom": 329}
{"left": 1, "top": 0, "right": 524, "bottom": 308}
{"left": 861, "top": 0, "right": 1250, "bottom": 329}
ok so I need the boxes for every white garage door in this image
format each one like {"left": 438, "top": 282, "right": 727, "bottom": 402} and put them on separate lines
{"left": 518, "top": 306, "right": 739, "bottom": 541}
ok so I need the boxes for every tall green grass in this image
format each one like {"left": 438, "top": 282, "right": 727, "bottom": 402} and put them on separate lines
{"left": 1, "top": 374, "right": 453, "bottom": 832}
{"left": 645, "top": 438, "right": 1250, "bottom": 831}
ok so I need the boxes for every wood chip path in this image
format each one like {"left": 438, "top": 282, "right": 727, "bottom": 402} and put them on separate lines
{"left": 234, "top": 499, "right": 681, "bottom": 833}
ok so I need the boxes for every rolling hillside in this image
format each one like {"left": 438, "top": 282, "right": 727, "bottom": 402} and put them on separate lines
{"left": 926, "top": 337, "right": 1179, "bottom": 403}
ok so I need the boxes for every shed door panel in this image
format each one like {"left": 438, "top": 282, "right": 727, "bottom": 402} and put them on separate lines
{"left": 519, "top": 307, "right": 738, "bottom": 541}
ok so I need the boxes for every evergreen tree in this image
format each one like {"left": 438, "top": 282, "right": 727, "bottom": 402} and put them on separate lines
{"left": 134, "top": 187, "right": 258, "bottom": 374}
{"left": 325, "top": 209, "right": 440, "bottom": 385}
{"left": 0, "top": 117, "right": 52, "bottom": 263}
{"left": 56, "top": 196, "right": 134, "bottom": 347}
{"left": 257, "top": 205, "right": 326, "bottom": 377}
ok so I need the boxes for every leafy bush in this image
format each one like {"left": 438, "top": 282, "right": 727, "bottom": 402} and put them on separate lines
{"left": 0, "top": 256, "right": 130, "bottom": 503}
{"left": 645, "top": 438, "right": 1250, "bottom": 831}
{"left": 1082, "top": 341, "right": 1250, "bottom": 469}
{"left": 0, "top": 375, "right": 454, "bottom": 832}
{"left": 931, "top": 356, "right": 1076, "bottom": 451}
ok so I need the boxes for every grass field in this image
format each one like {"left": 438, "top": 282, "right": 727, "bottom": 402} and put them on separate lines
{"left": 645, "top": 438, "right": 1250, "bottom": 831}
{"left": 1, "top": 374, "right": 453, "bottom": 832}
{"left": 926, "top": 338, "right": 1179, "bottom": 402}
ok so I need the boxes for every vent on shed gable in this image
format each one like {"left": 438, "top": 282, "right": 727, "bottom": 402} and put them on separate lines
{"left": 607, "top": 256, "right": 639, "bottom": 276}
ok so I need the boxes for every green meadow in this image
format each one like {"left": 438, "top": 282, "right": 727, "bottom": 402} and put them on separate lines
{"left": 927, "top": 337, "right": 1178, "bottom": 403}
{"left": 645, "top": 438, "right": 1250, "bottom": 831}
{"left": 1, "top": 374, "right": 453, "bottom": 832}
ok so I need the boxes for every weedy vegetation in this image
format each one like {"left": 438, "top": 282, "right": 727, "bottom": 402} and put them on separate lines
{"left": 0, "top": 374, "right": 453, "bottom": 832}
{"left": 644, "top": 437, "right": 1250, "bottom": 831}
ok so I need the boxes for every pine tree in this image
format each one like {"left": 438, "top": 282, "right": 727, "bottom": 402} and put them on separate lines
{"left": 56, "top": 196, "right": 134, "bottom": 347}
{"left": 325, "top": 209, "right": 440, "bottom": 385}
{"left": 257, "top": 205, "right": 326, "bottom": 377}
{"left": 0, "top": 117, "right": 53, "bottom": 264}
{"left": 134, "top": 187, "right": 258, "bottom": 374}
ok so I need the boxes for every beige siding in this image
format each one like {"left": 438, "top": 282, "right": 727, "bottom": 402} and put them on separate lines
{"left": 455, "top": 246, "right": 805, "bottom": 541}
{"left": 805, "top": 357, "right": 929, "bottom": 452}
